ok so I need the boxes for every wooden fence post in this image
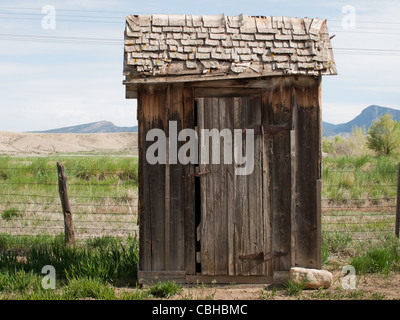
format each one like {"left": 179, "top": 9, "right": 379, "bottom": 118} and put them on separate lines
{"left": 396, "top": 163, "right": 400, "bottom": 239}
{"left": 57, "top": 162, "right": 75, "bottom": 245}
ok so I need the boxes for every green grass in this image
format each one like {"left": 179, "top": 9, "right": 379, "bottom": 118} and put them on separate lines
{"left": 283, "top": 279, "right": 306, "bottom": 296}
{"left": 0, "top": 155, "right": 138, "bottom": 194}
{"left": 350, "top": 237, "right": 400, "bottom": 274}
{"left": 64, "top": 276, "right": 117, "bottom": 300}
{"left": 1, "top": 208, "right": 21, "bottom": 220}
{"left": 259, "top": 286, "right": 277, "bottom": 300}
{"left": 323, "top": 231, "right": 353, "bottom": 254}
{"left": 322, "top": 155, "right": 398, "bottom": 204}
{"left": 0, "top": 234, "right": 139, "bottom": 298}
{"left": 0, "top": 156, "right": 140, "bottom": 299}
{"left": 0, "top": 156, "right": 139, "bottom": 239}
{"left": 149, "top": 281, "right": 183, "bottom": 298}
{"left": 1, "top": 152, "right": 400, "bottom": 299}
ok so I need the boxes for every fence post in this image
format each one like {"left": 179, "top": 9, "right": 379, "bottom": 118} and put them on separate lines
{"left": 396, "top": 163, "right": 400, "bottom": 239}
{"left": 57, "top": 162, "right": 75, "bottom": 245}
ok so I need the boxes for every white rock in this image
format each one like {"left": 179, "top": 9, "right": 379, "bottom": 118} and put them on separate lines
{"left": 289, "top": 267, "right": 333, "bottom": 289}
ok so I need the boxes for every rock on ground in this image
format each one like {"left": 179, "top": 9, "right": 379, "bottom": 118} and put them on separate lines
{"left": 289, "top": 267, "right": 333, "bottom": 289}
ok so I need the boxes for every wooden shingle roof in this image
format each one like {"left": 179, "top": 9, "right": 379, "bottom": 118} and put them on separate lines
{"left": 123, "top": 14, "right": 337, "bottom": 84}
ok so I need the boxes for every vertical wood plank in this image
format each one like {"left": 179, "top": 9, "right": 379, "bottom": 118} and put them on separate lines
{"left": 233, "top": 97, "right": 243, "bottom": 275}
{"left": 168, "top": 83, "right": 185, "bottom": 271}
{"left": 290, "top": 94, "right": 298, "bottom": 268}
{"left": 209, "top": 97, "right": 219, "bottom": 276}
{"left": 164, "top": 138, "right": 170, "bottom": 271}
{"left": 261, "top": 90, "right": 273, "bottom": 277}
{"left": 290, "top": 129, "right": 296, "bottom": 268}
{"left": 198, "top": 98, "right": 210, "bottom": 275}
{"left": 225, "top": 97, "right": 235, "bottom": 276}
{"left": 138, "top": 86, "right": 151, "bottom": 271}
{"left": 270, "top": 78, "right": 293, "bottom": 272}
{"left": 183, "top": 86, "right": 196, "bottom": 275}
{"left": 215, "top": 98, "right": 228, "bottom": 275}
{"left": 316, "top": 179, "right": 322, "bottom": 269}
{"left": 149, "top": 85, "right": 166, "bottom": 271}
{"left": 240, "top": 98, "right": 250, "bottom": 275}
{"left": 294, "top": 77, "right": 321, "bottom": 268}
{"left": 246, "top": 95, "right": 263, "bottom": 275}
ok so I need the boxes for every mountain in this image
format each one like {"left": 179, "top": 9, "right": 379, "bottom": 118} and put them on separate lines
{"left": 29, "top": 121, "right": 138, "bottom": 134}
{"left": 323, "top": 105, "right": 400, "bottom": 137}
{"left": 27, "top": 106, "right": 400, "bottom": 136}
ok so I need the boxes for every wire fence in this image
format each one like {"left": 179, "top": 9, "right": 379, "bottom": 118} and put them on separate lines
{"left": 0, "top": 162, "right": 399, "bottom": 245}
{"left": 0, "top": 163, "right": 138, "bottom": 244}
{"left": 321, "top": 167, "right": 399, "bottom": 240}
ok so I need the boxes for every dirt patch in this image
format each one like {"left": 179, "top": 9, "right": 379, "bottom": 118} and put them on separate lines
{"left": 157, "top": 270, "right": 400, "bottom": 300}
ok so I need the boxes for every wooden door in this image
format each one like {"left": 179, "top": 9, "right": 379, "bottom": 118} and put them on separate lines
{"left": 196, "top": 94, "right": 272, "bottom": 277}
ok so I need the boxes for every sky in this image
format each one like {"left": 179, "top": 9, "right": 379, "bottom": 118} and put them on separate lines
{"left": 0, "top": 0, "right": 399, "bottom": 132}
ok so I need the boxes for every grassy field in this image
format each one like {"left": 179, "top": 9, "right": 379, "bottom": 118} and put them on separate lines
{"left": 323, "top": 154, "right": 398, "bottom": 202}
{"left": 0, "top": 156, "right": 138, "bottom": 239}
{"left": 0, "top": 154, "right": 400, "bottom": 300}
{"left": 0, "top": 232, "right": 400, "bottom": 300}
{"left": 322, "top": 154, "right": 398, "bottom": 240}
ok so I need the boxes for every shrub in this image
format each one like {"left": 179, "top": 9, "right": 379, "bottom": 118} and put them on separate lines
{"left": 1, "top": 208, "right": 20, "bottom": 220}
{"left": 367, "top": 114, "right": 400, "bottom": 156}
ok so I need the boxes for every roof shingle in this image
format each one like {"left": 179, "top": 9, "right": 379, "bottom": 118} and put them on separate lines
{"left": 123, "top": 14, "right": 337, "bottom": 82}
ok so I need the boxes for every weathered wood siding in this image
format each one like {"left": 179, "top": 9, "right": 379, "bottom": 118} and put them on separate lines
{"left": 196, "top": 93, "right": 271, "bottom": 277}
{"left": 293, "top": 77, "right": 322, "bottom": 269}
{"left": 135, "top": 75, "right": 322, "bottom": 282}
{"left": 137, "top": 83, "right": 195, "bottom": 274}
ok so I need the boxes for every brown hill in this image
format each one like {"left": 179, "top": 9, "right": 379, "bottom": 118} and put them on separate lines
{"left": 0, "top": 132, "right": 138, "bottom": 156}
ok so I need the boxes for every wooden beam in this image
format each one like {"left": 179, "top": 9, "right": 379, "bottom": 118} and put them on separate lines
{"left": 138, "top": 270, "right": 186, "bottom": 285}
{"left": 194, "top": 87, "right": 265, "bottom": 98}
{"left": 164, "top": 138, "right": 170, "bottom": 271}
{"left": 290, "top": 130, "right": 296, "bottom": 268}
{"left": 183, "top": 86, "right": 196, "bottom": 275}
{"left": 123, "top": 69, "right": 289, "bottom": 85}
{"left": 189, "top": 78, "right": 273, "bottom": 89}
{"left": 290, "top": 96, "right": 298, "bottom": 268}
{"left": 316, "top": 179, "right": 322, "bottom": 269}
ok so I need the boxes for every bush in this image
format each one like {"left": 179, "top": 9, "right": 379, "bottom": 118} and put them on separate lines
{"left": 1, "top": 208, "right": 20, "bottom": 220}
{"left": 367, "top": 114, "right": 400, "bottom": 156}
{"left": 323, "top": 127, "right": 369, "bottom": 157}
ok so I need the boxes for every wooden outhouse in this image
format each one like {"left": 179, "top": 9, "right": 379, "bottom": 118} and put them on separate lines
{"left": 123, "top": 14, "right": 336, "bottom": 284}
